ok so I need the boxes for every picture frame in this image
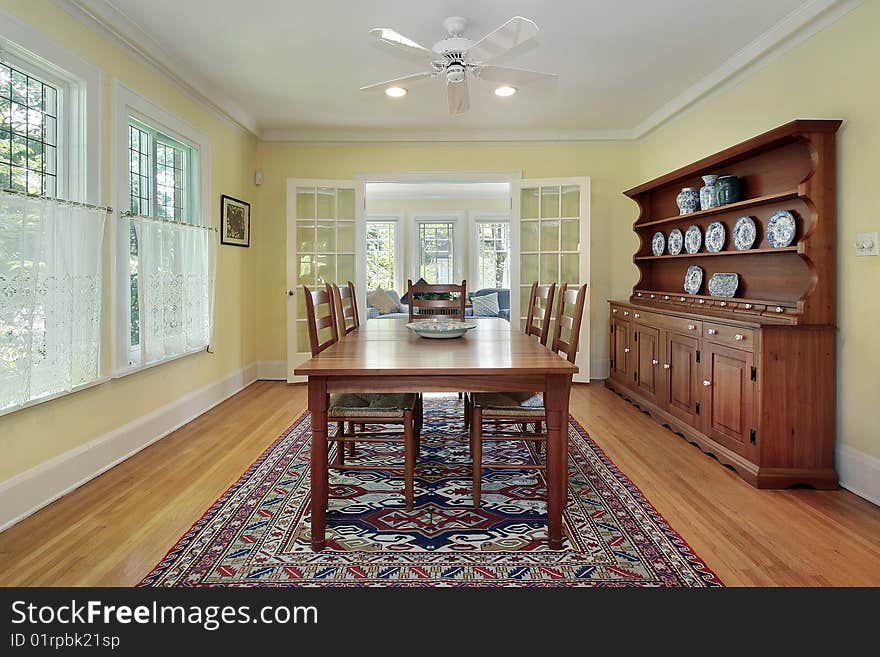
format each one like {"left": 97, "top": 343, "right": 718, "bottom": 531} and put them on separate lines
{"left": 220, "top": 195, "right": 250, "bottom": 247}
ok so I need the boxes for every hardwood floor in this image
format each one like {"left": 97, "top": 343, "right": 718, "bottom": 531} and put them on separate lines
{"left": 1, "top": 381, "right": 878, "bottom": 586}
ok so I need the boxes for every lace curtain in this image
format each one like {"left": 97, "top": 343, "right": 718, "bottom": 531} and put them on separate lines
{"left": 133, "top": 217, "right": 215, "bottom": 366}
{"left": 0, "top": 192, "right": 106, "bottom": 413}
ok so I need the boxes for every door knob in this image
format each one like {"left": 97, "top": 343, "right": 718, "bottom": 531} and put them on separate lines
{"left": 663, "top": 363, "right": 670, "bottom": 369}
{"left": 624, "top": 347, "right": 630, "bottom": 353}
{"left": 287, "top": 289, "right": 295, "bottom": 297}
{"left": 703, "top": 380, "right": 712, "bottom": 387}
{"left": 652, "top": 359, "right": 659, "bottom": 365}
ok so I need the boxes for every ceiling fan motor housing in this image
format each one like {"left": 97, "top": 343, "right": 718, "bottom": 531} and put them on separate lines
{"left": 445, "top": 60, "right": 466, "bottom": 83}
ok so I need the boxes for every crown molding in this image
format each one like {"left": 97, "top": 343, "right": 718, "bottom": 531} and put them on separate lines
{"left": 258, "top": 127, "right": 635, "bottom": 143}
{"left": 631, "top": 0, "right": 863, "bottom": 139}
{"left": 49, "top": 0, "right": 861, "bottom": 144}
{"left": 55, "top": 0, "right": 259, "bottom": 136}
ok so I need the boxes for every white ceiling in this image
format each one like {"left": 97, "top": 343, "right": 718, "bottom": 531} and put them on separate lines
{"left": 69, "top": 0, "right": 856, "bottom": 140}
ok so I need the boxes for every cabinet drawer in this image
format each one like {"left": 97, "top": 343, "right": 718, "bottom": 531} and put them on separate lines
{"left": 641, "top": 311, "right": 702, "bottom": 336}
{"left": 703, "top": 322, "right": 756, "bottom": 351}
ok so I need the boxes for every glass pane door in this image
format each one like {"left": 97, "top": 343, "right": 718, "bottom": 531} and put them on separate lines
{"left": 287, "top": 180, "right": 360, "bottom": 379}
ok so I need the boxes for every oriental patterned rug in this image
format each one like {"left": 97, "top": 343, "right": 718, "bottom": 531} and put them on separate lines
{"left": 140, "top": 397, "right": 721, "bottom": 587}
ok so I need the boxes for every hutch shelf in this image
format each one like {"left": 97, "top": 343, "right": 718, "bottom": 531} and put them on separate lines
{"left": 606, "top": 119, "right": 841, "bottom": 489}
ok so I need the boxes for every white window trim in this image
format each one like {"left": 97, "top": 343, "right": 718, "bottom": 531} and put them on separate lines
{"left": 365, "top": 212, "right": 404, "bottom": 294}
{"left": 0, "top": 8, "right": 102, "bottom": 204}
{"left": 110, "top": 80, "right": 212, "bottom": 377}
{"left": 469, "top": 211, "right": 510, "bottom": 291}
{"left": 410, "top": 211, "right": 465, "bottom": 285}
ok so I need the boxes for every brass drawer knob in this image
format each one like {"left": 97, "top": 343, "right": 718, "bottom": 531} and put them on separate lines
{"left": 735, "top": 334, "right": 744, "bottom": 341}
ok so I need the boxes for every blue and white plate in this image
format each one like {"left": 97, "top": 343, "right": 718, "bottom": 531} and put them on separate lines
{"left": 685, "top": 225, "right": 702, "bottom": 254}
{"left": 684, "top": 265, "right": 704, "bottom": 295}
{"left": 705, "top": 221, "right": 726, "bottom": 253}
{"left": 767, "top": 210, "right": 797, "bottom": 248}
{"left": 733, "top": 216, "right": 757, "bottom": 250}
{"left": 406, "top": 319, "right": 477, "bottom": 339}
{"left": 652, "top": 231, "right": 666, "bottom": 256}
{"left": 708, "top": 272, "right": 739, "bottom": 298}
{"left": 668, "top": 228, "right": 684, "bottom": 255}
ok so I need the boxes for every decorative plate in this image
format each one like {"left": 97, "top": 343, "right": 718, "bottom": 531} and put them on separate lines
{"left": 733, "top": 216, "right": 757, "bottom": 250}
{"left": 652, "top": 231, "right": 666, "bottom": 256}
{"left": 685, "top": 225, "right": 702, "bottom": 254}
{"left": 708, "top": 272, "right": 739, "bottom": 298}
{"left": 406, "top": 319, "right": 478, "bottom": 339}
{"left": 684, "top": 265, "right": 704, "bottom": 295}
{"left": 767, "top": 210, "right": 797, "bottom": 248}
{"left": 705, "top": 221, "right": 726, "bottom": 253}
{"left": 668, "top": 228, "right": 684, "bottom": 255}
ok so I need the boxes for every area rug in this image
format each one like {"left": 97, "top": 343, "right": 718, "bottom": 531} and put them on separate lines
{"left": 140, "top": 397, "right": 721, "bottom": 587}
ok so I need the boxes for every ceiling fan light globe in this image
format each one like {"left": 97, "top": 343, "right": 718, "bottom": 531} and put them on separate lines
{"left": 385, "top": 86, "right": 407, "bottom": 97}
{"left": 495, "top": 85, "right": 517, "bottom": 97}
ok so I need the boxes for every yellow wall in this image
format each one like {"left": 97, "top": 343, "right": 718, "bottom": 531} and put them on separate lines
{"left": 366, "top": 195, "right": 510, "bottom": 290}
{"left": 0, "top": 0, "right": 259, "bottom": 480}
{"left": 255, "top": 141, "right": 640, "bottom": 376}
{"left": 635, "top": 1, "right": 879, "bottom": 458}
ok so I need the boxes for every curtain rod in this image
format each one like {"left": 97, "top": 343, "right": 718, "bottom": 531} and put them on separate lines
{"left": 121, "top": 210, "right": 218, "bottom": 232}
{"left": 1, "top": 188, "right": 113, "bottom": 213}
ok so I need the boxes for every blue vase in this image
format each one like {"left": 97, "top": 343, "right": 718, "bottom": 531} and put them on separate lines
{"left": 716, "top": 175, "right": 742, "bottom": 205}
{"left": 699, "top": 175, "right": 719, "bottom": 211}
{"left": 676, "top": 187, "right": 700, "bottom": 215}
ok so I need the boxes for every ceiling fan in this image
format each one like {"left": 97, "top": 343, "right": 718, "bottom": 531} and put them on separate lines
{"left": 361, "top": 16, "right": 557, "bottom": 115}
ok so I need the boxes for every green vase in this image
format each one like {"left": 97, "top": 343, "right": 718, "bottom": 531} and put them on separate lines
{"left": 715, "top": 175, "right": 742, "bottom": 205}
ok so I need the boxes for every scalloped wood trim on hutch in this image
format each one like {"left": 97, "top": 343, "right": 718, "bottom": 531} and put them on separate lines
{"left": 607, "top": 119, "right": 841, "bottom": 489}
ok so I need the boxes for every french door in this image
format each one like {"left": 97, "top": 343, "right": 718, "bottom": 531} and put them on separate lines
{"left": 286, "top": 179, "right": 364, "bottom": 381}
{"left": 515, "top": 178, "right": 590, "bottom": 382}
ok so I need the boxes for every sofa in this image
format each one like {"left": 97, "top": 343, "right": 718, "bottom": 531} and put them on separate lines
{"left": 367, "top": 287, "right": 510, "bottom": 322}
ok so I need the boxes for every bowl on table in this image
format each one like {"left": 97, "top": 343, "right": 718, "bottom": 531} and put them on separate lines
{"left": 405, "top": 319, "right": 478, "bottom": 339}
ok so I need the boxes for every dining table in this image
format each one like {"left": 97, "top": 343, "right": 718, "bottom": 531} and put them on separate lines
{"left": 293, "top": 317, "right": 579, "bottom": 550}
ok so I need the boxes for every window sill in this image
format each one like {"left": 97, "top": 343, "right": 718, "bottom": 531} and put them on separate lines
{"left": 0, "top": 375, "right": 112, "bottom": 419}
{"left": 113, "top": 345, "right": 209, "bottom": 380}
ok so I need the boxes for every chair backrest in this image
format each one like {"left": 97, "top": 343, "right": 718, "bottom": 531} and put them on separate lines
{"left": 303, "top": 284, "right": 339, "bottom": 356}
{"left": 332, "top": 281, "right": 360, "bottom": 336}
{"left": 550, "top": 283, "right": 588, "bottom": 363}
{"left": 407, "top": 279, "right": 467, "bottom": 321}
{"left": 524, "top": 282, "right": 556, "bottom": 346}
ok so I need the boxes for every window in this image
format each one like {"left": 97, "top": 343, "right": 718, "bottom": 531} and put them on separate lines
{"left": 365, "top": 219, "right": 401, "bottom": 291}
{"left": 0, "top": 61, "right": 58, "bottom": 197}
{"left": 114, "top": 82, "right": 211, "bottom": 373}
{"left": 474, "top": 219, "right": 510, "bottom": 289}
{"left": 417, "top": 221, "right": 455, "bottom": 284}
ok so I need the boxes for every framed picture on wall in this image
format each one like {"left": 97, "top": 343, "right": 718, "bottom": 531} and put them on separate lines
{"left": 220, "top": 195, "right": 250, "bottom": 247}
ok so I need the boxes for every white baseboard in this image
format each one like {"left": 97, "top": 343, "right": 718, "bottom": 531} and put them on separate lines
{"left": 837, "top": 444, "right": 880, "bottom": 507}
{"left": 256, "top": 360, "right": 287, "bottom": 380}
{"left": 590, "top": 358, "right": 610, "bottom": 381}
{"left": 0, "top": 362, "right": 259, "bottom": 533}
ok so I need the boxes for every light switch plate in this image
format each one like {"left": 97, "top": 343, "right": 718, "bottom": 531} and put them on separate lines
{"left": 855, "top": 232, "right": 878, "bottom": 257}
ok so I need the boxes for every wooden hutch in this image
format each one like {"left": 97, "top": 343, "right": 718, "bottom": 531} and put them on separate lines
{"left": 607, "top": 119, "right": 841, "bottom": 488}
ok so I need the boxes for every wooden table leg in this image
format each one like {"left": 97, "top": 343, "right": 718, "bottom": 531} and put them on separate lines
{"left": 309, "top": 377, "right": 328, "bottom": 551}
{"left": 544, "top": 373, "right": 572, "bottom": 550}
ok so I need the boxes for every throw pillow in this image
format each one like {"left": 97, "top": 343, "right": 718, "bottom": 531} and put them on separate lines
{"left": 472, "top": 292, "right": 500, "bottom": 317}
{"left": 367, "top": 288, "right": 399, "bottom": 315}
{"left": 400, "top": 277, "right": 428, "bottom": 304}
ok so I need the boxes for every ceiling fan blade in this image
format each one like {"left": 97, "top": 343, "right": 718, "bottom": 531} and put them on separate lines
{"left": 448, "top": 79, "right": 469, "bottom": 115}
{"left": 360, "top": 71, "right": 433, "bottom": 92}
{"left": 475, "top": 65, "right": 558, "bottom": 87}
{"left": 465, "top": 16, "right": 539, "bottom": 63}
{"left": 370, "top": 28, "right": 435, "bottom": 60}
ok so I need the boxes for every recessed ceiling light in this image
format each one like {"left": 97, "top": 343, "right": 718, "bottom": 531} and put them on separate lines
{"left": 495, "top": 86, "right": 517, "bottom": 97}
{"left": 385, "top": 87, "right": 407, "bottom": 98}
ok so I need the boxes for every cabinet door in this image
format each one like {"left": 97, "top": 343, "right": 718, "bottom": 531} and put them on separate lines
{"left": 702, "top": 343, "right": 756, "bottom": 456}
{"left": 611, "top": 318, "right": 631, "bottom": 384}
{"left": 665, "top": 331, "right": 699, "bottom": 425}
{"left": 633, "top": 323, "right": 660, "bottom": 401}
